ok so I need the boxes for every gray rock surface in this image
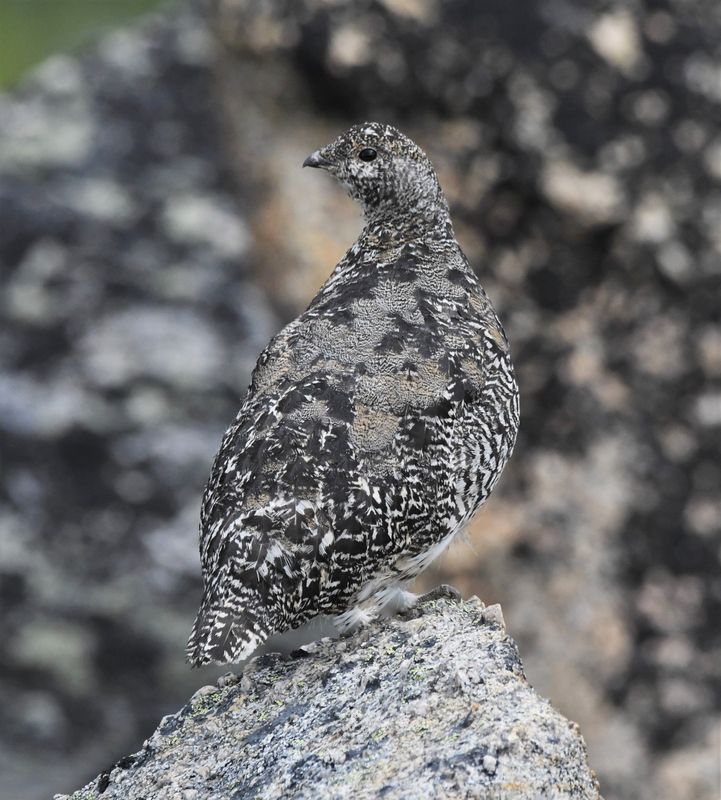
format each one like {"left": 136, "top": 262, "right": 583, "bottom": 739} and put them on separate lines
{"left": 66, "top": 595, "right": 601, "bottom": 800}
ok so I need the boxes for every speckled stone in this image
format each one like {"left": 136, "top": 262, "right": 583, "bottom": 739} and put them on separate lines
{"left": 69, "top": 596, "right": 601, "bottom": 800}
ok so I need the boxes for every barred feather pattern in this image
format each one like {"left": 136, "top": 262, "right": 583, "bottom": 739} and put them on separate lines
{"left": 186, "top": 123, "right": 519, "bottom": 665}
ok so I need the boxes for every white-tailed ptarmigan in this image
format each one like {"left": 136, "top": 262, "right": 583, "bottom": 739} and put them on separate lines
{"left": 186, "top": 122, "right": 519, "bottom": 666}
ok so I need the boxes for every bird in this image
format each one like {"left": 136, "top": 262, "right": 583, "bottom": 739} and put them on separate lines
{"left": 186, "top": 122, "right": 519, "bottom": 666}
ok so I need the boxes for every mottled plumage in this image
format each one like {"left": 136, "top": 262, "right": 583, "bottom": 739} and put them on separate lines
{"left": 186, "top": 123, "right": 519, "bottom": 665}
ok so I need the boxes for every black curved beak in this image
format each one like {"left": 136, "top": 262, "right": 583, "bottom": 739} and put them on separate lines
{"left": 303, "top": 150, "right": 333, "bottom": 169}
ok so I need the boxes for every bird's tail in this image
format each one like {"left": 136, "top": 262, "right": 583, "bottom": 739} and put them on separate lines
{"left": 186, "top": 593, "right": 271, "bottom": 667}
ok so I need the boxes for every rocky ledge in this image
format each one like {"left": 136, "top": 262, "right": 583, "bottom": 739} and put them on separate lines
{"left": 62, "top": 592, "right": 601, "bottom": 800}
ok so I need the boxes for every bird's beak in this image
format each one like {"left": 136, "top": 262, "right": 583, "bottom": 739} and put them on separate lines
{"left": 303, "top": 149, "right": 333, "bottom": 169}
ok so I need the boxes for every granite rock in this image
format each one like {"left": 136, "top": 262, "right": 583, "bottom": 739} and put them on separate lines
{"left": 66, "top": 596, "right": 601, "bottom": 800}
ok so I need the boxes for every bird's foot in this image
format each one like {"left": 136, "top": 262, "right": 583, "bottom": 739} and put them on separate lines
{"left": 375, "top": 584, "right": 419, "bottom": 617}
{"left": 334, "top": 605, "right": 377, "bottom": 634}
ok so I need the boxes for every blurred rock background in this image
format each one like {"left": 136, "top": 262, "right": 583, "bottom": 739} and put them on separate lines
{"left": 0, "top": 1, "right": 718, "bottom": 799}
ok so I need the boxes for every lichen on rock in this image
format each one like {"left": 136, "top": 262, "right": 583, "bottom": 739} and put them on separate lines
{"left": 66, "top": 594, "right": 601, "bottom": 800}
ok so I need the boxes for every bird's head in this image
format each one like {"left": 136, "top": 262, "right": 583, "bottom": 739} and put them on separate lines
{"left": 303, "top": 122, "right": 448, "bottom": 226}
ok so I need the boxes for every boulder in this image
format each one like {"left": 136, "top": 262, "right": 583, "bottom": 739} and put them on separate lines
{"left": 65, "top": 594, "right": 601, "bottom": 800}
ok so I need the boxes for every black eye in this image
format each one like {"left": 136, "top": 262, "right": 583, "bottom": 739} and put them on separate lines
{"left": 358, "top": 148, "right": 377, "bottom": 162}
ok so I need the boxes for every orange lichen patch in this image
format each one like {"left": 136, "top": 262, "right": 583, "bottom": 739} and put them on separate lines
{"left": 252, "top": 187, "right": 351, "bottom": 311}
{"left": 252, "top": 193, "right": 294, "bottom": 287}
{"left": 454, "top": 502, "right": 526, "bottom": 564}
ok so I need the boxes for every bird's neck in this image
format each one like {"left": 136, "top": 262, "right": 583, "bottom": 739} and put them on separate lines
{"left": 363, "top": 202, "right": 454, "bottom": 246}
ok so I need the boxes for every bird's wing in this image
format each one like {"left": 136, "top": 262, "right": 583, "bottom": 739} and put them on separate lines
{"left": 200, "top": 325, "right": 488, "bottom": 566}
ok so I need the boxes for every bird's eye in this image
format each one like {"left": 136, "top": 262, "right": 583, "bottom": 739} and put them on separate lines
{"left": 358, "top": 148, "right": 377, "bottom": 162}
